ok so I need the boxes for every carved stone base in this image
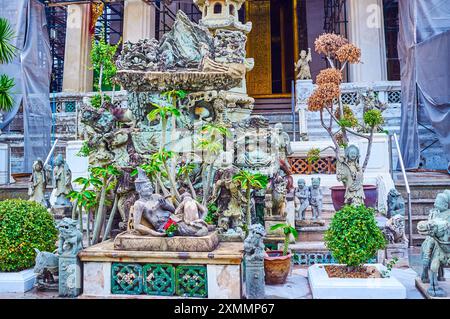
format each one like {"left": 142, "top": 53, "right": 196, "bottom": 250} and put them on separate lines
{"left": 415, "top": 277, "right": 450, "bottom": 299}
{"left": 59, "top": 256, "right": 82, "bottom": 297}
{"left": 218, "top": 231, "right": 245, "bottom": 242}
{"left": 295, "top": 219, "right": 325, "bottom": 228}
{"left": 51, "top": 205, "right": 72, "bottom": 220}
{"left": 245, "top": 258, "right": 265, "bottom": 299}
{"left": 384, "top": 243, "right": 409, "bottom": 268}
{"left": 265, "top": 216, "right": 287, "bottom": 238}
{"left": 113, "top": 231, "right": 220, "bottom": 252}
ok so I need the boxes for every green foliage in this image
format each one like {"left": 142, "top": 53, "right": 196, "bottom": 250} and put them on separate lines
{"left": 0, "top": 199, "right": 58, "bottom": 272}
{"left": 381, "top": 257, "right": 398, "bottom": 278}
{"left": 0, "top": 74, "right": 15, "bottom": 112}
{"left": 0, "top": 18, "right": 16, "bottom": 64}
{"left": 336, "top": 104, "right": 358, "bottom": 128}
{"left": 147, "top": 102, "right": 181, "bottom": 122}
{"left": 324, "top": 205, "right": 386, "bottom": 267}
{"left": 77, "top": 141, "right": 92, "bottom": 157}
{"left": 90, "top": 36, "right": 121, "bottom": 91}
{"left": 204, "top": 203, "right": 218, "bottom": 225}
{"left": 363, "top": 109, "right": 384, "bottom": 128}
{"left": 270, "top": 223, "right": 298, "bottom": 256}
{"left": 306, "top": 147, "right": 321, "bottom": 165}
{"left": 232, "top": 170, "right": 268, "bottom": 190}
{"left": 90, "top": 93, "right": 111, "bottom": 109}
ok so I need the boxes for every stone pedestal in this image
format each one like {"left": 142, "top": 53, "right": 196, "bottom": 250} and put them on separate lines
{"left": 113, "top": 231, "right": 219, "bottom": 252}
{"left": 244, "top": 258, "right": 265, "bottom": 299}
{"left": 79, "top": 241, "right": 244, "bottom": 299}
{"left": 123, "top": 0, "right": 156, "bottom": 43}
{"left": 59, "top": 256, "right": 82, "bottom": 297}
{"left": 383, "top": 243, "right": 409, "bottom": 268}
{"left": 51, "top": 205, "right": 72, "bottom": 220}
{"left": 265, "top": 216, "right": 286, "bottom": 238}
{"left": 66, "top": 140, "right": 89, "bottom": 191}
{"left": 62, "top": 4, "right": 93, "bottom": 92}
{"left": 347, "top": 0, "right": 387, "bottom": 82}
{"left": 415, "top": 277, "right": 450, "bottom": 299}
{"left": 295, "top": 79, "right": 314, "bottom": 141}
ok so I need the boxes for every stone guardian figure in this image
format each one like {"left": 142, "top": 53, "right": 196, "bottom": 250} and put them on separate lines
{"left": 294, "top": 179, "right": 309, "bottom": 220}
{"left": 53, "top": 154, "right": 73, "bottom": 207}
{"left": 244, "top": 224, "right": 266, "bottom": 299}
{"left": 336, "top": 145, "right": 365, "bottom": 206}
{"left": 29, "top": 158, "right": 49, "bottom": 208}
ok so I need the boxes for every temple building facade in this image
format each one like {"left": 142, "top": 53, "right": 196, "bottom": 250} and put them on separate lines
{"left": 0, "top": 0, "right": 447, "bottom": 173}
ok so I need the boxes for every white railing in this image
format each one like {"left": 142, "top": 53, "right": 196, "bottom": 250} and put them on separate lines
{"left": 393, "top": 133, "right": 413, "bottom": 247}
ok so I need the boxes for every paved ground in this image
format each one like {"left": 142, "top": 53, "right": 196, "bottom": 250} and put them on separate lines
{"left": 1, "top": 247, "right": 444, "bottom": 299}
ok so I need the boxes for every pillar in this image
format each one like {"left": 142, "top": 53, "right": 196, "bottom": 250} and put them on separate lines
{"left": 62, "top": 4, "right": 93, "bottom": 92}
{"left": 123, "top": 0, "right": 156, "bottom": 43}
{"left": 347, "top": 0, "right": 387, "bottom": 82}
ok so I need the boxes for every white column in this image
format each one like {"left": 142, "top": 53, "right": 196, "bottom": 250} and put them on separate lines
{"left": 62, "top": 4, "right": 93, "bottom": 92}
{"left": 347, "top": 0, "right": 387, "bottom": 82}
{"left": 123, "top": 0, "right": 156, "bottom": 43}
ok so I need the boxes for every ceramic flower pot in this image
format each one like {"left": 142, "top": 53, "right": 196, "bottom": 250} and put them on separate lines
{"left": 264, "top": 250, "right": 292, "bottom": 285}
{"left": 330, "top": 185, "right": 378, "bottom": 211}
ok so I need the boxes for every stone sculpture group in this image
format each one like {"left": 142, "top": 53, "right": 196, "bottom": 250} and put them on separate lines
{"left": 294, "top": 177, "right": 323, "bottom": 221}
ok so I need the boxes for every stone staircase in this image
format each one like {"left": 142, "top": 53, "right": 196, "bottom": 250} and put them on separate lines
{"left": 395, "top": 171, "right": 450, "bottom": 246}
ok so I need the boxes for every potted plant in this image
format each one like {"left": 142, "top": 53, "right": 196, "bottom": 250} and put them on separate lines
{"left": 308, "top": 205, "right": 406, "bottom": 299}
{"left": 307, "top": 34, "right": 385, "bottom": 209}
{"left": 264, "top": 223, "right": 298, "bottom": 285}
{"left": 0, "top": 199, "right": 58, "bottom": 293}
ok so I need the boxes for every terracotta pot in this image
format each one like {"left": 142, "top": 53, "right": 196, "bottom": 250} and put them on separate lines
{"left": 330, "top": 185, "right": 378, "bottom": 211}
{"left": 264, "top": 250, "right": 292, "bottom": 285}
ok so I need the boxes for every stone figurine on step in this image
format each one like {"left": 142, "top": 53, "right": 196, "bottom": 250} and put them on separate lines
{"left": 29, "top": 158, "right": 50, "bottom": 208}
{"left": 294, "top": 179, "right": 309, "bottom": 220}
{"left": 53, "top": 154, "right": 73, "bottom": 207}
{"left": 309, "top": 177, "right": 323, "bottom": 220}
{"left": 244, "top": 223, "right": 266, "bottom": 299}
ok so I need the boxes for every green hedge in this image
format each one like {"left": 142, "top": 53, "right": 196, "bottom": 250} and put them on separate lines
{"left": 0, "top": 199, "right": 58, "bottom": 272}
{"left": 324, "top": 205, "right": 386, "bottom": 267}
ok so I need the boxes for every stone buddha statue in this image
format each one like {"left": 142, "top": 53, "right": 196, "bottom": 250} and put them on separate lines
{"left": 128, "top": 168, "right": 175, "bottom": 236}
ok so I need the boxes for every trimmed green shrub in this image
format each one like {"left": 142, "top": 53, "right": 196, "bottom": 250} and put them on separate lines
{"left": 0, "top": 199, "right": 58, "bottom": 272}
{"left": 324, "top": 205, "right": 386, "bottom": 268}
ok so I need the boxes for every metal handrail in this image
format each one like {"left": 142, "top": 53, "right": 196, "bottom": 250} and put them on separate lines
{"left": 393, "top": 133, "right": 413, "bottom": 247}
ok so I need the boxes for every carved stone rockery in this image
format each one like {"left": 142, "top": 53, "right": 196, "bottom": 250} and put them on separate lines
{"left": 417, "top": 192, "right": 450, "bottom": 298}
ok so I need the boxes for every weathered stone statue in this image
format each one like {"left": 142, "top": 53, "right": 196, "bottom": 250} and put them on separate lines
{"left": 357, "top": 88, "right": 387, "bottom": 133}
{"left": 172, "top": 192, "right": 209, "bottom": 237}
{"left": 294, "top": 179, "right": 309, "bottom": 220}
{"left": 336, "top": 145, "right": 365, "bottom": 206}
{"left": 273, "top": 122, "right": 293, "bottom": 162}
{"left": 33, "top": 249, "right": 58, "bottom": 291}
{"left": 29, "top": 158, "right": 49, "bottom": 208}
{"left": 264, "top": 193, "right": 273, "bottom": 217}
{"left": 294, "top": 48, "right": 312, "bottom": 80}
{"left": 418, "top": 192, "right": 450, "bottom": 297}
{"left": 244, "top": 223, "right": 266, "bottom": 299}
{"left": 128, "top": 168, "right": 175, "bottom": 236}
{"left": 53, "top": 154, "right": 73, "bottom": 207}
{"left": 384, "top": 214, "right": 408, "bottom": 244}
{"left": 269, "top": 174, "right": 287, "bottom": 217}
{"left": 210, "top": 164, "right": 246, "bottom": 241}
{"left": 387, "top": 188, "right": 405, "bottom": 218}
{"left": 56, "top": 218, "right": 83, "bottom": 297}
{"left": 309, "top": 177, "right": 323, "bottom": 220}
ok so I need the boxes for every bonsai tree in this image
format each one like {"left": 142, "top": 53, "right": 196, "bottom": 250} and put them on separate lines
{"left": 0, "top": 199, "right": 57, "bottom": 272}
{"left": 270, "top": 223, "right": 299, "bottom": 256}
{"left": 307, "top": 33, "right": 384, "bottom": 206}
{"left": 233, "top": 170, "right": 268, "bottom": 230}
{"left": 324, "top": 205, "right": 386, "bottom": 272}
{"left": 0, "top": 18, "right": 17, "bottom": 113}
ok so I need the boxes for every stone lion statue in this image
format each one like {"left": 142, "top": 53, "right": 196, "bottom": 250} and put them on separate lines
{"left": 384, "top": 214, "right": 408, "bottom": 244}
{"left": 57, "top": 218, "right": 83, "bottom": 257}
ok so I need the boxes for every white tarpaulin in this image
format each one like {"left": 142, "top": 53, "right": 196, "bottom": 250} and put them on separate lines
{"left": 0, "top": 0, "right": 52, "bottom": 172}
{"left": 398, "top": 0, "right": 450, "bottom": 170}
